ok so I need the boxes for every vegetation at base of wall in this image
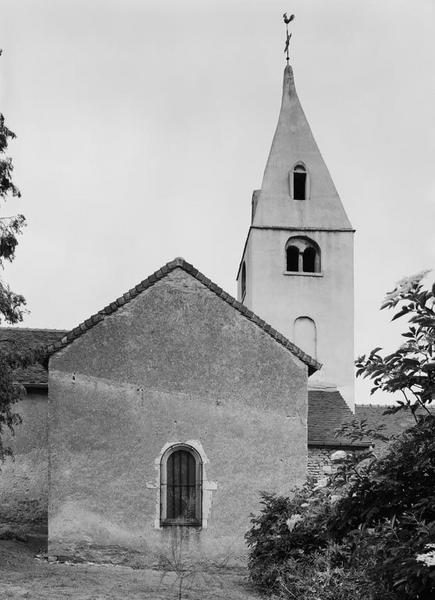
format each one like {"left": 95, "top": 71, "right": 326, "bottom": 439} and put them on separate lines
{"left": 0, "top": 48, "right": 27, "bottom": 462}
{"left": 246, "top": 273, "right": 435, "bottom": 599}
{"left": 246, "top": 416, "right": 435, "bottom": 599}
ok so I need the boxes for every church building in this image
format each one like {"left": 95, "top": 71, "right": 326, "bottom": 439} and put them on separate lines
{"left": 0, "top": 61, "right": 371, "bottom": 565}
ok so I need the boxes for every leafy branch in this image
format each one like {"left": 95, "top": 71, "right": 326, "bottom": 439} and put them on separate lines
{"left": 355, "top": 271, "right": 435, "bottom": 416}
{"left": 0, "top": 48, "right": 28, "bottom": 463}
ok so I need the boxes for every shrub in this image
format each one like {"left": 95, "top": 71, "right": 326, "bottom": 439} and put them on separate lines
{"left": 246, "top": 416, "right": 435, "bottom": 599}
{"left": 328, "top": 415, "right": 435, "bottom": 537}
{"left": 327, "top": 415, "right": 435, "bottom": 599}
{"left": 245, "top": 482, "right": 335, "bottom": 592}
{"left": 246, "top": 273, "right": 435, "bottom": 598}
{"left": 276, "top": 545, "right": 382, "bottom": 600}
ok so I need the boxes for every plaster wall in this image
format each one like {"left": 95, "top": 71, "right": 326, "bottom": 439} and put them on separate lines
{"left": 252, "top": 190, "right": 352, "bottom": 230}
{"left": 48, "top": 268, "right": 308, "bottom": 565}
{"left": 0, "top": 393, "right": 48, "bottom": 533}
{"left": 239, "top": 228, "right": 354, "bottom": 410}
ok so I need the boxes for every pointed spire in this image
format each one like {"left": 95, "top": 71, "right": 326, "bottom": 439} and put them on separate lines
{"left": 255, "top": 66, "right": 353, "bottom": 230}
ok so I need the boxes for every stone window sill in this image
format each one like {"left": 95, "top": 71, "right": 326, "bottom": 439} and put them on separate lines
{"left": 283, "top": 271, "right": 323, "bottom": 277}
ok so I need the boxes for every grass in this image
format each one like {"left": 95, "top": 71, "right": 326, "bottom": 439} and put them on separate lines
{"left": 0, "top": 538, "right": 260, "bottom": 600}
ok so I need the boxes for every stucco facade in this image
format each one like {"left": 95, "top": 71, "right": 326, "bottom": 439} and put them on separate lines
{"left": 240, "top": 227, "right": 354, "bottom": 404}
{"left": 47, "top": 264, "right": 312, "bottom": 564}
{"left": 0, "top": 393, "right": 48, "bottom": 534}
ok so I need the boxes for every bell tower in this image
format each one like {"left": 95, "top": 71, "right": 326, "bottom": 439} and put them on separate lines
{"left": 237, "top": 63, "right": 355, "bottom": 410}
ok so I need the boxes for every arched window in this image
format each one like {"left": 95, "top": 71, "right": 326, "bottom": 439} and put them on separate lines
{"left": 303, "top": 246, "right": 316, "bottom": 273}
{"left": 285, "top": 237, "right": 321, "bottom": 273}
{"left": 286, "top": 245, "right": 299, "bottom": 272}
{"left": 160, "top": 444, "right": 202, "bottom": 527}
{"left": 241, "top": 262, "right": 247, "bottom": 301}
{"left": 294, "top": 316, "right": 317, "bottom": 358}
{"left": 292, "top": 163, "right": 307, "bottom": 200}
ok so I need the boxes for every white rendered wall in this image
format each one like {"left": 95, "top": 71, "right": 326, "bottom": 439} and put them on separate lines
{"left": 239, "top": 227, "right": 354, "bottom": 411}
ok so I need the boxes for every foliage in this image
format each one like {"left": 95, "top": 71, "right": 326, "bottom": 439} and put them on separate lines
{"left": 355, "top": 271, "right": 435, "bottom": 415}
{"left": 246, "top": 417, "right": 435, "bottom": 599}
{"left": 245, "top": 485, "right": 331, "bottom": 592}
{"left": 0, "top": 356, "right": 22, "bottom": 462}
{"left": 246, "top": 273, "right": 435, "bottom": 598}
{"left": 328, "top": 415, "right": 435, "bottom": 538}
{"left": 274, "top": 544, "right": 382, "bottom": 600}
{"left": 0, "top": 49, "right": 27, "bottom": 462}
{"left": 0, "top": 56, "right": 26, "bottom": 326}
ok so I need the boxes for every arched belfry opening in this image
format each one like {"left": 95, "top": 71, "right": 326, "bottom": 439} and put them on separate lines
{"left": 303, "top": 246, "right": 317, "bottom": 273}
{"left": 285, "top": 237, "right": 321, "bottom": 273}
{"left": 286, "top": 245, "right": 299, "bottom": 272}
{"left": 291, "top": 163, "right": 308, "bottom": 200}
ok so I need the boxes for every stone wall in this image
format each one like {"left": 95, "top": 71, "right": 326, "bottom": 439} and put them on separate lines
{"left": 0, "top": 392, "right": 48, "bottom": 534}
{"left": 308, "top": 446, "right": 368, "bottom": 481}
{"left": 307, "top": 447, "right": 334, "bottom": 480}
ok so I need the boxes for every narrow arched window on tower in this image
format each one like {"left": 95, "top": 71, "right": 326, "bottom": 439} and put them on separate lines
{"left": 294, "top": 316, "right": 317, "bottom": 358}
{"left": 286, "top": 245, "right": 299, "bottom": 272}
{"left": 241, "top": 262, "right": 247, "bottom": 301}
{"left": 293, "top": 164, "right": 307, "bottom": 200}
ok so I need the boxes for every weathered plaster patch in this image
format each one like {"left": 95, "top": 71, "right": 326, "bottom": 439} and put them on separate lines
{"left": 153, "top": 440, "right": 217, "bottom": 530}
{"left": 49, "top": 500, "right": 141, "bottom": 545}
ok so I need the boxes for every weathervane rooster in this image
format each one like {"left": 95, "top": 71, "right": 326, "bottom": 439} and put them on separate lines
{"left": 283, "top": 12, "right": 295, "bottom": 64}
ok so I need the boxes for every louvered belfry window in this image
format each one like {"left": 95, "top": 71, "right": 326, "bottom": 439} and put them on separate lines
{"left": 161, "top": 445, "right": 202, "bottom": 526}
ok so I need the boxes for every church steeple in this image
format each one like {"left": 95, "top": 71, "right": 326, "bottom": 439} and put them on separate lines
{"left": 237, "top": 56, "right": 355, "bottom": 411}
{"left": 253, "top": 65, "right": 352, "bottom": 231}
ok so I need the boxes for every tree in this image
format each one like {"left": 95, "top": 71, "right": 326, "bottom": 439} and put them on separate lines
{"left": 246, "top": 415, "right": 435, "bottom": 600}
{"left": 0, "top": 49, "right": 27, "bottom": 461}
{"left": 246, "top": 273, "right": 435, "bottom": 599}
{"left": 355, "top": 270, "right": 435, "bottom": 417}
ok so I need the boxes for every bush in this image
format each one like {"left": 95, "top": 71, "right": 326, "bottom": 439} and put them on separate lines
{"left": 275, "top": 545, "right": 382, "bottom": 600}
{"left": 329, "top": 415, "right": 435, "bottom": 599}
{"left": 246, "top": 416, "right": 435, "bottom": 599}
{"left": 246, "top": 272, "right": 435, "bottom": 599}
{"left": 245, "top": 480, "right": 340, "bottom": 592}
{"left": 329, "top": 415, "right": 435, "bottom": 536}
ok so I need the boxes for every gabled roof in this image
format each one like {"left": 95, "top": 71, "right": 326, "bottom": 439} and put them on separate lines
{"left": 44, "top": 257, "right": 320, "bottom": 374}
{"left": 0, "top": 327, "right": 68, "bottom": 349}
{"left": 0, "top": 328, "right": 68, "bottom": 385}
{"left": 308, "top": 392, "right": 433, "bottom": 448}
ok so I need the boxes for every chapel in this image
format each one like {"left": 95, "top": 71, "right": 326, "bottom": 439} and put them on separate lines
{"left": 0, "top": 61, "right": 411, "bottom": 565}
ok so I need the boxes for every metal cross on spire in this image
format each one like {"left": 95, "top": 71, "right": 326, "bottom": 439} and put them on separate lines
{"left": 283, "top": 13, "right": 295, "bottom": 65}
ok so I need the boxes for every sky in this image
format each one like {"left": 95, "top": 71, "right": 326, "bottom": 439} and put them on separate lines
{"left": 0, "top": 0, "right": 434, "bottom": 405}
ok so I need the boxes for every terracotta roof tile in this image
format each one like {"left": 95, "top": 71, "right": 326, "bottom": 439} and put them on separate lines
{"left": 0, "top": 328, "right": 68, "bottom": 385}
{"left": 307, "top": 390, "right": 358, "bottom": 446}
{"left": 308, "top": 392, "right": 433, "bottom": 447}
{"left": 354, "top": 404, "right": 430, "bottom": 444}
